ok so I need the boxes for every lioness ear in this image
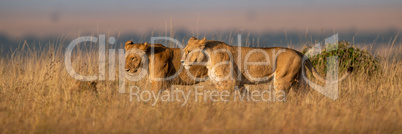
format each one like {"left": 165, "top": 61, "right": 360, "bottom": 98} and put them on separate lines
{"left": 189, "top": 37, "right": 197, "bottom": 42}
{"left": 198, "top": 37, "right": 206, "bottom": 49}
{"left": 198, "top": 43, "right": 205, "bottom": 49}
{"left": 138, "top": 42, "right": 149, "bottom": 51}
{"left": 124, "top": 40, "right": 134, "bottom": 50}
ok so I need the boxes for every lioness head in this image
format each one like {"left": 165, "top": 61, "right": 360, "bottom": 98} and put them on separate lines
{"left": 181, "top": 37, "right": 208, "bottom": 69}
{"left": 124, "top": 40, "right": 148, "bottom": 75}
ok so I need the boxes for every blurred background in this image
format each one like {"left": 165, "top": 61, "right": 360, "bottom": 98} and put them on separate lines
{"left": 0, "top": 0, "right": 401, "bottom": 49}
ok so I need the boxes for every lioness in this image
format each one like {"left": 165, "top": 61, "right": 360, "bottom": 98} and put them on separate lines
{"left": 125, "top": 41, "right": 208, "bottom": 91}
{"left": 180, "top": 37, "right": 353, "bottom": 99}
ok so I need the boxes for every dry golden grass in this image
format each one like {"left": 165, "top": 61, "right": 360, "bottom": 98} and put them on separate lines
{"left": 0, "top": 39, "right": 401, "bottom": 134}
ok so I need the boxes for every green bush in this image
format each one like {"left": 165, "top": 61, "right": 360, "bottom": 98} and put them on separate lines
{"left": 301, "top": 40, "right": 381, "bottom": 77}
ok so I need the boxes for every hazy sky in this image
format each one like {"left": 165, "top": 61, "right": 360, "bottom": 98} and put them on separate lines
{"left": 0, "top": 0, "right": 401, "bottom": 37}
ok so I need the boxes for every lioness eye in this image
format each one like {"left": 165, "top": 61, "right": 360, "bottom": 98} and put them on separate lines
{"left": 131, "top": 57, "right": 137, "bottom": 61}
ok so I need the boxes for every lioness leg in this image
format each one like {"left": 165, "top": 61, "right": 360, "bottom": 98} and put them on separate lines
{"left": 273, "top": 76, "right": 293, "bottom": 102}
{"left": 212, "top": 79, "right": 236, "bottom": 92}
{"left": 150, "top": 81, "right": 169, "bottom": 93}
{"left": 238, "top": 84, "right": 248, "bottom": 95}
{"left": 273, "top": 50, "right": 302, "bottom": 101}
{"left": 209, "top": 62, "right": 237, "bottom": 92}
{"left": 291, "top": 72, "right": 309, "bottom": 95}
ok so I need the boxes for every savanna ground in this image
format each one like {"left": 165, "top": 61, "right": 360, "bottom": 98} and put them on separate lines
{"left": 0, "top": 35, "right": 401, "bottom": 133}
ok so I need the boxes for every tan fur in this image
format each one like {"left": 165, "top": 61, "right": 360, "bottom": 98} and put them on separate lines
{"left": 181, "top": 37, "right": 353, "bottom": 99}
{"left": 125, "top": 40, "right": 208, "bottom": 91}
